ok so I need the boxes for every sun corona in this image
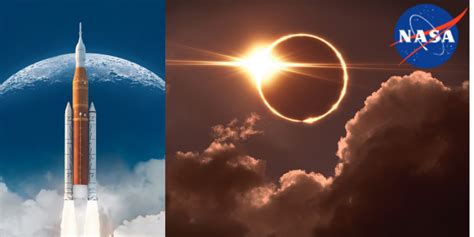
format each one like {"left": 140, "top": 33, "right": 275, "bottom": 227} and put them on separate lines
{"left": 243, "top": 34, "right": 349, "bottom": 124}
{"left": 167, "top": 33, "right": 349, "bottom": 124}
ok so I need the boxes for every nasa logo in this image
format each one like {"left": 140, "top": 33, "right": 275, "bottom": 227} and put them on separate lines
{"left": 392, "top": 4, "right": 467, "bottom": 68}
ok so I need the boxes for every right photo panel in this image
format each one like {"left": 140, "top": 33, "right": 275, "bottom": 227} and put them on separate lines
{"left": 166, "top": 1, "right": 469, "bottom": 237}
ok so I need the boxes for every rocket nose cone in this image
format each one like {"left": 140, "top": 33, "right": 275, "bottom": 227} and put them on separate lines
{"left": 89, "top": 102, "right": 96, "bottom": 112}
{"left": 65, "top": 102, "right": 72, "bottom": 114}
{"left": 75, "top": 22, "right": 86, "bottom": 68}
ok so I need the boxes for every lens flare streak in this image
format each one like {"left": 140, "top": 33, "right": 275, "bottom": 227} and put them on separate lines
{"left": 167, "top": 33, "right": 350, "bottom": 124}
{"left": 168, "top": 32, "right": 467, "bottom": 123}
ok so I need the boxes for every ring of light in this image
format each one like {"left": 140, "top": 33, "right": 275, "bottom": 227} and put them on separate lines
{"left": 257, "top": 33, "right": 348, "bottom": 124}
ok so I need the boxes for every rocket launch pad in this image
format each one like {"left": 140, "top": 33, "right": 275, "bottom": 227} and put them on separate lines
{"left": 61, "top": 23, "right": 100, "bottom": 237}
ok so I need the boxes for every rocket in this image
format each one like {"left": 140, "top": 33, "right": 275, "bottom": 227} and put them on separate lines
{"left": 64, "top": 22, "right": 97, "bottom": 202}
{"left": 61, "top": 23, "right": 100, "bottom": 237}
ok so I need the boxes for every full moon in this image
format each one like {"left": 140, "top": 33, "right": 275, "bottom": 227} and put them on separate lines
{"left": 0, "top": 53, "right": 165, "bottom": 95}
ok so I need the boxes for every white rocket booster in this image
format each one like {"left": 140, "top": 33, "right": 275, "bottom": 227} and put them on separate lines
{"left": 65, "top": 103, "right": 73, "bottom": 200}
{"left": 88, "top": 103, "right": 97, "bottom": 201}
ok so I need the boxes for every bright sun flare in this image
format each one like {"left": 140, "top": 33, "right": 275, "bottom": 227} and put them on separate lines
{"left": 240, "top": 47, "right": 284, "bottom": 83}
{"left": 167, "top": 33, "right": 348, "bottom": 124}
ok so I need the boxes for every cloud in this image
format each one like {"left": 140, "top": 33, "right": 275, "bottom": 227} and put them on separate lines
{"left": 0, "top": 183, "right": 62, "bottom": 237}
{"left": 114, "top": 212, "right": 165, "bottom": 237}
{"left": 99, "top": 159, "right": 165, "bottom": 232}
{"left": 167, "top": 115, "right": 266, "bottom": 237}
{"left": 167, "top": 71, "right": 469, "bottom": 237}
{"left": 0, "top": 158, "right": 165, "bottom": 237}
{"left": 315, "top": 71, "right": 469, "bottom": 237}
{"left": 212, "top": 112, "right": 262, "bottom": 142}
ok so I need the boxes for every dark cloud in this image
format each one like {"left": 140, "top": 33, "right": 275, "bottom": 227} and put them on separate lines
{"left": 167, "top": 71, "right": 469, "bottom": 237}
{"left": 212, "top": 113, "right": 262, "bottom": 142}
{"left": 317, "top": 71, "right": 469, "bottom": 237}
{"left": 167, "top": 116, "right": 266, "bottom": 236}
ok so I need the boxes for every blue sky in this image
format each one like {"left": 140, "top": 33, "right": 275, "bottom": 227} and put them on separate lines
{"left": 0, "top": 0, "right": 165, "bottom": 80}
{"left": 0, "top": 0, "right": 165, "bottom": 195}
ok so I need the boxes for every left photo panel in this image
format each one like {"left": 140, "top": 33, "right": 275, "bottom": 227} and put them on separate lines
{"left": 0, "top": 1, "right": 165, "bottom": 236}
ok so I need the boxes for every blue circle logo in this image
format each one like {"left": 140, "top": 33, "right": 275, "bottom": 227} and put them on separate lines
{"left": 392, "top": 4, "right": 462, "bottom": 68}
